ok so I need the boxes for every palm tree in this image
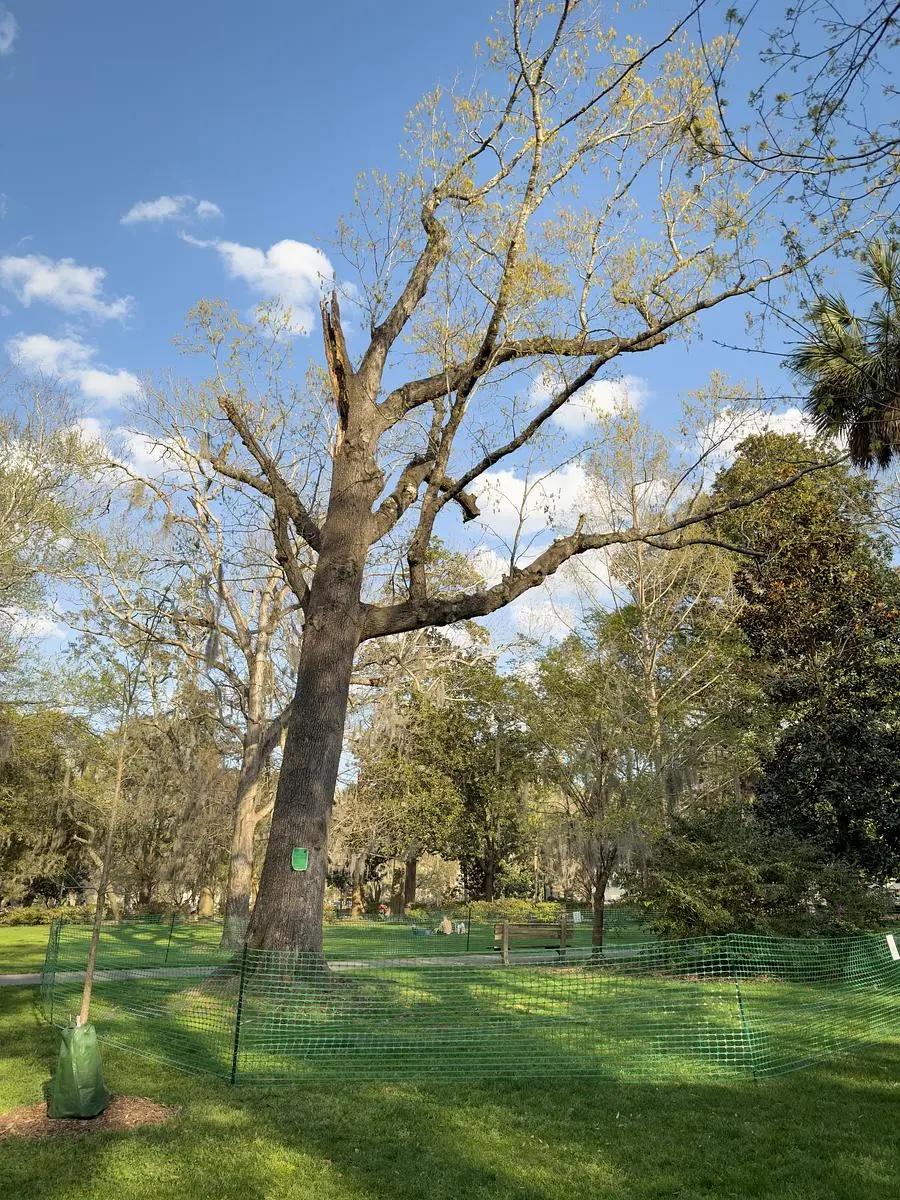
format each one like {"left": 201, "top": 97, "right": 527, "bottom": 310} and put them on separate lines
{"left": 790, "top": 240, "right": 900, "bottom": 470}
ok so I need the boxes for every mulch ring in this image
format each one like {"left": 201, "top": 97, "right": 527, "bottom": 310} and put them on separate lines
{"left": 0, "top": 1096, "right": 179, "bottom": 1140}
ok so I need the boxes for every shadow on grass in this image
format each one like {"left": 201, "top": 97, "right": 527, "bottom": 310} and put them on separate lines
{"left": 2, "top": 982, "right": 898, "bottom": 1200}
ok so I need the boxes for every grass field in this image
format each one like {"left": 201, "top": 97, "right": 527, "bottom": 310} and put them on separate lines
{"left": 0, "top": 913, "right": 654, "bottom": 977}
{"left": 35, "top": 922, "right": 898, "bottom": 1088}
{"left": 1, "top": 983, "right": 898, "bottom": 1200}
{"left": 0, "top": 927, "right": 51, "bottom": 975}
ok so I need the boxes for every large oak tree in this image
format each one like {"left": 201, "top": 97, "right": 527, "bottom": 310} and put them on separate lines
{"left": 187, "top": 2, "right": 863, "bottom": 950}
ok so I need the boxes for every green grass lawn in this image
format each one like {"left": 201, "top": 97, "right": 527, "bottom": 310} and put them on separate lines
{"left": 1, "top": 983, "right": 898, "bottom": 1200}
{"left": 0, "top": 927, "right": 50, "bottom": 975}
{"left": 35, "top": 920, "right": 898, "bottom": 1090}
{"left": 0, "top": 914, "right": 654, "bottom": 977}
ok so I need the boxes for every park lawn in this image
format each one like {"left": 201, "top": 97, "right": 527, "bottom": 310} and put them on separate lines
{"left": 1, "top": 985, "right": 898, "bottom": 1200}
{"left": 0, "top": 926, "right": 50, "bottom": 975}
{"left": 0, "top": 914, "right": 657, "bottom": 977}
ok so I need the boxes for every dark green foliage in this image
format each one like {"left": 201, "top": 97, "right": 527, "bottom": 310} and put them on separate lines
{"left": 627, "top": 807, "right": 883, "bottom": 938}
{"left": 713, "top": 432, "right": 900, "bottom": 711}
{"left": 0, "top": 707, "right": 108, "bottom": 905}
{"left": 0, "top": 905, "right": 92, "bottom": 927}
{"left": 755, "top": 714, "right": 900, "bottom": 880}
{"left": 713, "top": 433, "right": 900, "bottom": 880}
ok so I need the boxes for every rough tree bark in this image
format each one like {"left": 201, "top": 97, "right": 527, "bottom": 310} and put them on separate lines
{"left": 246, "top": 351, "right": 381, "bottom": 951}
{"left": 591, "top": 854, "right": 617, "bottom": 949}
{"left": 221, "top": 765, "right": 260, "bottom": 946}
{"left": 221, "top": 657, "right": 290, "bottom": 948}
{"left": 402, "top": 857, "right": 417, "bottom": 912}
{"left": 350, "top": 871, "right": 366, "bottom": 917}
{"left": 389, "top": 863, "right": 404, "bottom": 916}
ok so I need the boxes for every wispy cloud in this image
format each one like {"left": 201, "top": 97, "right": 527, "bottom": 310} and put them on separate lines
{"left": 0, "top": 7, "right": 17, "bottom": 56}
{"left": 121, "top": 194, "right": 223, "bottom": 225}
{"left": 0, "top": 254, "right": 132, "bottom": 321}
{"left": 530, "top": 370, "right": 649, "bottom": 433}
{"left": 7, "top": 332, "right": 141, "bottom": 406}
{"left": 698, "top": 406, "right": 820, "bottom": 467}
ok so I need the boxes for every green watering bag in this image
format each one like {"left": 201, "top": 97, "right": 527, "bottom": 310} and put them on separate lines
{"left": 48, "top": 1021, "right": 110, "bottom": 1119}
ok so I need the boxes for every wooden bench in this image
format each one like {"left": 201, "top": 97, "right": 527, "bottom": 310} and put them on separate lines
{"left": 492, "top": 918, "right": 574, "bottom": 964}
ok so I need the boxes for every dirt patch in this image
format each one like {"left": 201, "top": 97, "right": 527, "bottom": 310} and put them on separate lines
{"left": 0, "top": 1095, "right": 178, "bottom": 1140}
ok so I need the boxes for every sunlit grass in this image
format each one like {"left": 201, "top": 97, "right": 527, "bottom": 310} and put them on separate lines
{"left": 1, "top": 984, "right": 897, "bottom": 1200}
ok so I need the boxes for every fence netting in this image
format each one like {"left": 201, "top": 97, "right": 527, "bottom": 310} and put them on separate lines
{"left": 40, "top": 917, "right": 899, "bottom": 1085}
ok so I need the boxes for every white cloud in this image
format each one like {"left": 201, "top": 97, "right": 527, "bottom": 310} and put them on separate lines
{"left": 8, "top": 607, "right": 69, "bottom": 642}
{"left": 0, "top": 254, "right": 131, "bottom": 320}
{"left": 77, "top": 367, "right": 142, "bottom": 405}
{"left": 121, "top": 194, "right": 223, "bottom": 225}
{"left": 0, "top": 7, "right": 17, "bottom": 55}
{"left": 7, "top": 332, "right": 141, "bottom": 407}
{"left": 121, "top": 430, "right": 174, "bottom": 476}
{"left": 186, "top": 236, "right": 334, "bottom": 334}
{"left": 193, "top": 199, "right": 222, "bottom": 220}
{"left": 8, "top": 332, "right": 90, "bottom": 375}
{"left": 511, "top": 594, "right": 575, "bottom": 643}
{"left": 75, "top": 416, "right": 108, "bottom": 444}
{"left": 470, "top": 546, "right": 508, "bottom": 588}
{"left": 699, "top": 406, "right": 819, "bottom": 466}
{"left": 475, "top": 462, "right": 589, "bottom": 542}
{"left": 530, "top": 371, "right": 649, "bottom": 433}
{"left": 74, "top": 418, "right": 180, "bottom": 479}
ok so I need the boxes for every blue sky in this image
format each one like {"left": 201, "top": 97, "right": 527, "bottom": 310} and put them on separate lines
{"left": 0, "top": 2, "right": 876, "bottom": 644}
{"left": 0, "top": 1, "right": 803, "bottom": 421}
{"left": 1, "top": 2, "right": 499, "bottom": 388}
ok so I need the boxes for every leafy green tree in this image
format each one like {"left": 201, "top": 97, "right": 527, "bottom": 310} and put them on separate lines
{"left": 527, "top": 538, "right": 754, "bottom": 946}
{"left": 175, "top": 0, "right": 852, "bottom": 952}
{"left": 713, "top": 432, "right": 900, "bottom": 878}
{"left": 790, "top": 240, "right": 900, "bottom": 470}
{"left": 713, "top": 432, "right": 899, "bottom": 714}
{"left": 0, "top": 707, "right": 108, "bottom": 904}
{"left": 0, "top": 382, "right": 97, "bottom": 694}
{"left": 527, "top": 626, "right": 647, "bottom": 945}
{"left": 755, "top": 714, "right": 900, "bottom": 881}
{"left": 628, "top": 807, "right": 883, "bottom": 938}
{"left": 350, "top": 655, "right": 537, "bottom": 903}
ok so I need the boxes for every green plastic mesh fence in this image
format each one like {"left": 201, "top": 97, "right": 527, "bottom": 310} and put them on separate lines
{"left": 40, "top": 917, "right": 899, "bottom": 1085}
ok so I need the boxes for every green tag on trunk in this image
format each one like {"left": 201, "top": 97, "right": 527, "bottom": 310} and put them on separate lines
{"left": 291, "top": 847, "right": 309, "bottom": 872}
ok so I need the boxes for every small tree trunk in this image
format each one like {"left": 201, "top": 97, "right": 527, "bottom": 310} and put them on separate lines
{"left": 482, "top": 855, "right": 496, "bottom": 902}
{"left": 350, "top": 870, "right": 365, "bottom": 917}
{"left": 389, "top": 862, "right": 404, "bottom": 916}
{"left": 221, "top": 766, "right": 260, "bottom": 948}
{"left": 592, "top": 869, "right": 608, "bottom": 949}
{"left": 402, "top": 857, "right": 417, "bottom": 912}
{"left": 197, "top": 886, "right": 215, "bottom": 918}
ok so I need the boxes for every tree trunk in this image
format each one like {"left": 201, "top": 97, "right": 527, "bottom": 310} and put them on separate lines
{"left": 592, "top": 868, "right": 609, "bottom": 949}
{"left": 350, "top": 870, "right": 365, "bottom": 917}
{"left": 197, "top": 885, "right": 215, "bottom": 918}
{"left": 389, "top": 862, "right": 404, "bottom": 916}
{"left": 245, "top": 435, "right": 374, "bottom": 951}
{"left": 221, "top": 765, "right": 260, "bottom": 948}
{"left": 482, "top": 855, "right": 496, "bottom": 902}
{"left": 402, "top": 856, "right": 417, "bottom": 912}
{"left": 246, "top": 604, "right": 361, "bottom": 952}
